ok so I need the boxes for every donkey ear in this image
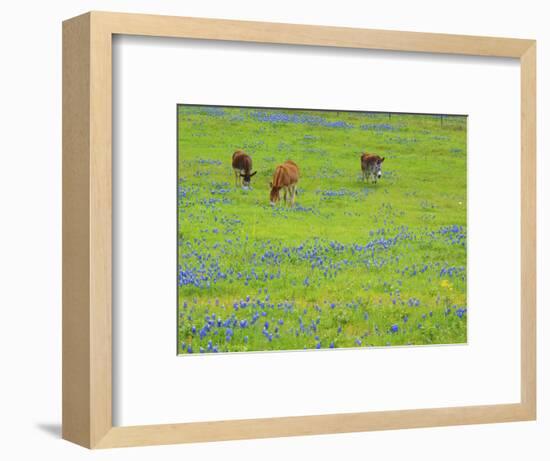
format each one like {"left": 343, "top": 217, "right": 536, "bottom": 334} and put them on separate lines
{"left": 250, "top": 171, "right": 257, "bottom": 177}
{"left": 380, "top": 157, "right": 385, "bottom": 162}
{"left": 240, "top": 173, "right": 246, "bottom": 177}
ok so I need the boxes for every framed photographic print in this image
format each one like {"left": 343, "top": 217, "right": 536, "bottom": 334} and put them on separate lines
{"left": 62, "top": 11, "right": 536, "bottom": 449}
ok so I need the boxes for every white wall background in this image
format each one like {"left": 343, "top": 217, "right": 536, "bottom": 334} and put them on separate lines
{"left": 0, "top": 0, "right": 547, "bottom": 459}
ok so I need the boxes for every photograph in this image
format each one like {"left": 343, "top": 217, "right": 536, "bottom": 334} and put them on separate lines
{"left": 177, "top": 104, "right": 467, "bottom": 354}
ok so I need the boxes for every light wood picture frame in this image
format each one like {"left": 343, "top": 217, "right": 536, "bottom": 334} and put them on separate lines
{"left": 62, "top": 11, "right": 537, "bottom": 449}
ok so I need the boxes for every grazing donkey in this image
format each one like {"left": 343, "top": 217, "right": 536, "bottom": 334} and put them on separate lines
{"left": 360, "top": 153, "right": 385, "bottom": 183}
{"left": 270, "top": 160, "right": 300, "bottom": 206}
{"left": 232, "top": 150, "right": 257, "bottom": 187}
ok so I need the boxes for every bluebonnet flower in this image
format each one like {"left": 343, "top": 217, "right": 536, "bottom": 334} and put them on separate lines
{"left": 390, "top": 324, "right": 399, "bottom": 333}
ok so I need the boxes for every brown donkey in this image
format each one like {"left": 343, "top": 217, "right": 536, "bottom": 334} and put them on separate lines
{"left": 270, "top": 160, "right": 300, "bottom": 206}
{"left": 360, "top": 153, "right": 385, "bottom": 183}
{"left": 232, "top": 150, "right": 257, "bottom": 187}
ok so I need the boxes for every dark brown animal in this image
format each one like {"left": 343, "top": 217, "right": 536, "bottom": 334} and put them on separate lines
{"left": 232, "top": 150, "right": 257, "bottom": 187}
{"left": 360, "top": 153, "right": 385, "bottom": 183}
{"left": 270, "top": 160, "right": 300, "bottom": 206}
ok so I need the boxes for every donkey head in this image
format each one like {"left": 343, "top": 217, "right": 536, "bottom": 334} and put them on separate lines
{"left": 373, "top": 157, "right": 385, "bottom": 180}
{"left": 240, "top": 171, "right": 257, "bottom": 187}
{"left": 269, "top": 184, "right": 280, "bottom": 205}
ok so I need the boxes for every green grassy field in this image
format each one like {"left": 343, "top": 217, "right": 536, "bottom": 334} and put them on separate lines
{"left": 177, "top": 105, "right": 467, "bottom": 354}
